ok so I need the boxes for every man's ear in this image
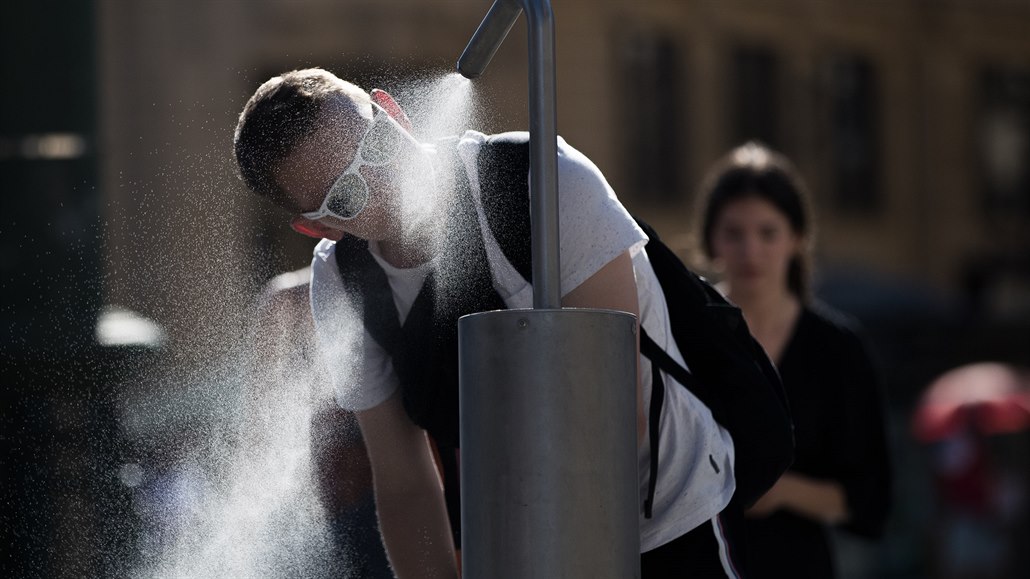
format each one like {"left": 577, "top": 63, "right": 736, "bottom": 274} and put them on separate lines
{"left": 289, "top": 216, "right": 344, "bottom": 241}
{"left": 370, "top": 89, "right": 414, "bottom": 132}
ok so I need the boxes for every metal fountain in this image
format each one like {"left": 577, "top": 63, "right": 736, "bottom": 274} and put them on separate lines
{"left": 456, "top": 1, "right": 640, "bottom": 577}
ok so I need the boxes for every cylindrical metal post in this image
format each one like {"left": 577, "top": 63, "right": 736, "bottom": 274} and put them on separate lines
{"left": 459, "top": 309, "right": 640, "bottom": 578}
{"left": 457, "top": 3, "right": 638, "bottom": 578}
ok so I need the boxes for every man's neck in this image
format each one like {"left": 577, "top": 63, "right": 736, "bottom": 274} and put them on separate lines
{"left": 377, "top": 235, "right": 434, "bottom": 269}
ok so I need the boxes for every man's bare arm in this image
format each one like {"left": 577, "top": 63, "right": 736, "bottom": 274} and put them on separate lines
{"left": 357, "top": 392, "right": 458, "bottom": 579}
{"left": 561, "top": 250, "right": 644, "bottom": 441}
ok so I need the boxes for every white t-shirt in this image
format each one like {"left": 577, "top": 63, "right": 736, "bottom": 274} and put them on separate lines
{"left": 309, "top": 130, "right": 734, "bottom": 551}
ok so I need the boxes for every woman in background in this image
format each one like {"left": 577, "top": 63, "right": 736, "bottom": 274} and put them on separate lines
{"left": 695, "top": 142, "right": 892, "bottom": 578}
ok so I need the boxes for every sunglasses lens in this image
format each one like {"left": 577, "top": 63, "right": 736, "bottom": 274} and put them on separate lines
{"left": 361, "top": 117, "right": 402, "bottom": 164}
{"left": 326, "top": 173, "right": 368, "bottom": 219}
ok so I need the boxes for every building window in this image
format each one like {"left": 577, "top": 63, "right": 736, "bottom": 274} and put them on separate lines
{"left": 618, "top": 29, "right": 684, "bottom": 204}
{"left": 977, "top": 67, "right": 1030, "bottom": 217}
{"left": 730, "top": 44, "right": 780, "bottom": 149}
{"left": 820, "top": 54, "right": 880, "bottom": 213}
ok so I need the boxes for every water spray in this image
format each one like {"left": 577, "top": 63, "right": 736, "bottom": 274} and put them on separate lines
{"left": 456, "top": 2, "right": 639, "bottom": 578}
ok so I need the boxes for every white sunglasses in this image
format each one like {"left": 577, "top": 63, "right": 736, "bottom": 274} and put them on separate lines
{"left": 301, "top": 103, "right": 410, "bottom": 221}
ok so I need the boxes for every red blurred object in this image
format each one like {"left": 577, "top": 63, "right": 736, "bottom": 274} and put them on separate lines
{"left": 912, "top": 362, "right": 1030, "bottom": 442}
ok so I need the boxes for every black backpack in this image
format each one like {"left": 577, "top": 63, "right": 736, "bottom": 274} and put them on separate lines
{"left": 633, "top": 220, "right": 794, "bottom": 513}
{"left": 336, "top": 132, "right": 794, "bottom": 523}
{"left": 474, "top": 133, "right": 795, "bottom": 513}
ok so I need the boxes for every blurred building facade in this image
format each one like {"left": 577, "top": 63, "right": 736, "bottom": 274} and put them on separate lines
{"left": 4, "top": 1, "right": 1030, "bottom": 577}
{"left": 91, "top": 0, "right": 1030, "bottom": 365}
{"left": 95, "top": 6, "right": 1030, "bottom": 575}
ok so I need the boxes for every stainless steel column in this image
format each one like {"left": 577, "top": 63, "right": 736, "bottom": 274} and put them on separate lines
{"left": 457, "top": 1, "right": 640, "bottom": 577}
{"left": 459, "top": 309, "right": 639, "bottom": 578}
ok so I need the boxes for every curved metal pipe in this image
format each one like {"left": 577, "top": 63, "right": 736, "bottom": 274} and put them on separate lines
{"left": 457, "top": 0, "right": 561, "bottom": 310}
{"left": 456, "top": 0, "right": 522, "bottom": 80}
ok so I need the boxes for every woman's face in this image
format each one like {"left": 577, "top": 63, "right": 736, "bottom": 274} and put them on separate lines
{"left": 709, "top": 195, "right": 803, "bottom": 297}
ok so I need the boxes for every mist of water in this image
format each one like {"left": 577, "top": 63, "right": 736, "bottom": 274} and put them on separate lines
{"left": 395, "top": 72, "right": 478, "bottom": 143}
{"left": 122, "top": 70, "right": 482, "bottom": 578}
{"left": 130, "top": 300, "right": 349, "bottom": 578}
{"left": 375, "top": 71, "right": 480, "bottom": 271}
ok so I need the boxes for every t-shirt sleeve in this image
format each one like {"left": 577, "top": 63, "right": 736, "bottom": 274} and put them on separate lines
{"left": 555, "top": 137, "right": 647, "bottom": 296}
{"left": 309, "top": 239, "right": 400, "bottom": 412}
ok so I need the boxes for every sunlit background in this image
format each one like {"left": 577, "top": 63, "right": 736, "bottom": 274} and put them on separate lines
{"left": 2, "top": 1, "right": 1028, "bottom": 578}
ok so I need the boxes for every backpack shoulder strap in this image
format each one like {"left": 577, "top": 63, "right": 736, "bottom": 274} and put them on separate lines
{"left": 333, "top": 235, "right": 402, "bottom": 355}
{"left": 639, "top": 326, "right": 710, "bottom": 519}
{"left": 474, "top": 132, "right": 533, "bottom": 283}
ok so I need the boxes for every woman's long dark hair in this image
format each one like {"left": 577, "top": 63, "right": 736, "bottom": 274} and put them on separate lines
{"left": 696, "top": 142, "right": 814, "bottom": 300}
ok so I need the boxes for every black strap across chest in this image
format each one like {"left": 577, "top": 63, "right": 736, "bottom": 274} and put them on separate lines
{"left": 333, "top": 133, "right": 533, "bottom": 448}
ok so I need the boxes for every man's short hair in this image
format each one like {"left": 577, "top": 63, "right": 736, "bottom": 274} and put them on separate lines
{"left": 233, "top": 68, "right": 369, "bottom": 210}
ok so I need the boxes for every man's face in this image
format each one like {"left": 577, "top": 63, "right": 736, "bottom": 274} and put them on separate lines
{"left": 276, "top": 101, "right": 403, "bottom": 242}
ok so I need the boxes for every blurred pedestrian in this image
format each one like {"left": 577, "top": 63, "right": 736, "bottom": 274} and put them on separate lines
{"left": 913, "top": 362, "right": 1030, "bottom": 579}
{"left": 695, "top": 142, "right": 892, "bottom": 578}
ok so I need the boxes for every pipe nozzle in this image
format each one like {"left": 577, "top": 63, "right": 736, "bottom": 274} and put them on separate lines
{"left": 457, "top": 0, "right": 523, "bottom": 79}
